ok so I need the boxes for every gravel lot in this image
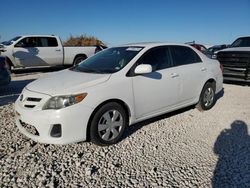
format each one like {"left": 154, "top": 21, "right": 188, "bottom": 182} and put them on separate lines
{"left": 0, "top": 71, "right": 250, "bottom": 187}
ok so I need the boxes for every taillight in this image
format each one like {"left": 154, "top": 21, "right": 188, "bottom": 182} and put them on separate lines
{"left": 220, "top": 64, "right": 223, "bottom": 72}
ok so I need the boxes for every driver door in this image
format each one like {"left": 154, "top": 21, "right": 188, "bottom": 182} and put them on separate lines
{"left": 13, "top": 37, "right": 41, "bottom": 67}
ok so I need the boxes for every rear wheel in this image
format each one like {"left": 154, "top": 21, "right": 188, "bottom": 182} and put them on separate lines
{"left": 197, "top": 82, "right": 216, "bottom": 111}
{"left": 73, "top": 56, "right": 86, "bottom": 65}
{"left": 90, "top": 102, "right": 128, "bottom": 146}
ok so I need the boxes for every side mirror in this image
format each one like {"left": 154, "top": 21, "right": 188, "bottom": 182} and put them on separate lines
{"left": 134, "top": 64, "right": 152, "bottom": 74}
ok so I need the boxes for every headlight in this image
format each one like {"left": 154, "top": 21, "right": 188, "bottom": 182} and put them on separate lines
{"left": 212, "top": 54, "right": 217, "bottom": 59}
{"left": 43, "top": 93, "right": 87, "bottom": 110}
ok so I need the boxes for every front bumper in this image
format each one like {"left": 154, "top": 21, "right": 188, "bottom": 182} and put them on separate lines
{"left": 223, "top": 68, "right": 250, "bottom": 82}
{"left": 15, "top": 89, "right": 94, "bottom": 144}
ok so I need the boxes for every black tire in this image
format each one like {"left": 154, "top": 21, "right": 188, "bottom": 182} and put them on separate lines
{"left": 73, "top": 56, "right": 86, "bottom": 65}
{"left": 197, "top": 82, "right": 216, "bottom": 111}
{"left": 90, "top": 102, "right": 128, "bottom": 146}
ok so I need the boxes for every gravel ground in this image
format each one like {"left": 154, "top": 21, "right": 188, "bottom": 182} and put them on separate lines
{"left": 0, "top": 72, "right": 250, "bottom": 187}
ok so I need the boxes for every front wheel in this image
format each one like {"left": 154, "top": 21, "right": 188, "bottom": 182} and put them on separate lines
{"left": 196, "top": 82, "right": 216, "bottom": 111}
{"left": 89, "top": 102, "right": 128, "bottom": 146}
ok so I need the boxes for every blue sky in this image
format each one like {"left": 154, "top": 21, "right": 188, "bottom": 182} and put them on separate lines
{"left": 1, "top": 0, "right": 250, "bottom": 46}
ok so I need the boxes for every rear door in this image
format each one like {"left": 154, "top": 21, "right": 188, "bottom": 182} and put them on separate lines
{"left": 35, "top": 37, "right": 63, "bottom": 66}
{"left": 169, "top": 46, "right": 206, "bottom": 104}
{"left": 131, "top": 46, "right": 181, "bottom": 118}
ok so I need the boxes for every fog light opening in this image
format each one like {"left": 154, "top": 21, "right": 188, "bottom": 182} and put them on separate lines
{"left": 50, "top": 124, "right": 62, "bottom": 138}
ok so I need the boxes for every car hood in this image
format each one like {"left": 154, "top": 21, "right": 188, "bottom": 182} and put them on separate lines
{"left": 218, "top": 47, "right": 250, "bottom": 52}
{"left": 26, "top": 69, "right": 111, "bottom": 96}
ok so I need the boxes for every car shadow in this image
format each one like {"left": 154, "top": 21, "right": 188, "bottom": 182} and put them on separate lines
{"left": 13, "top": 49, "right": 48, "bottom": 67}
{"left": 212, "top": 120, "right": 250, "bottom": 187}
{"left": 215, "top": 88, "right": 224, "bottom": 101}
{"left": 0, "top": 79, "right": 34, "bottom": 106}
{"left": 144, "top": 72, "right": 162, "bottom": 80}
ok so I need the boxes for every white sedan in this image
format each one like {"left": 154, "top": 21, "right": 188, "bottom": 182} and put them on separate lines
{"left": 15, "top": 43, "right": 223, "bottom": 146}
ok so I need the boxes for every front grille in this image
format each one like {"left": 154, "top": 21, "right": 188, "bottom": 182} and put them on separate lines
{"left": 20, "top": 120, "right": 39, "bottom": 136}
{"left": 22, "top": 96, "right": 43, "bottom": 109}
{"left": 24, "top": 105, "right": 36, "bottom": 108}
{"left": 19, "top": 89, "right": 50, "bottom": 110}
{"left": 217, "top": 51, "right": 250, "bottom": 81}
{"left": 50, "top": 124, "right": 62, "bottom": 138}
{"left": 26, "top": 97, "right": 42, "bottom": 102}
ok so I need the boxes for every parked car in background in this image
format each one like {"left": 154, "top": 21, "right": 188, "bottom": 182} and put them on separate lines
{"left": 216, "top": 36, "right": 250, "bottom": 82}
{"left": 186, "top": 41, "right": 207, "bottom": 53}
{"left": 0, "top": 56, "right": 11, "bottom": 86}
{"left": 15, "top": 43, "right": 223, "bottom": 146}
{"left": 0, "top": 35, "right": 104, "bottom": 70}
{"left": 190, "top": 44, "right": 207, "bottom": 53}
{"left": 205, "top": 44, "right": 229, "bottom": 58}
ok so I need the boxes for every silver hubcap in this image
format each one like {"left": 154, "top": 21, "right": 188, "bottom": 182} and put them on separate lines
{"left": 203, "top": 87, "right": 214, "bottom": 107}
{"left": 98, "top": 110, "right": 123, "bottom": 141}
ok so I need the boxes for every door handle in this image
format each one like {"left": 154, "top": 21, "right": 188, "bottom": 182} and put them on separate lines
{"left": 55, "top": 49, "right": 61, "bottom": 52}
{"left": 201, "top": 67, "right": 207, "bottom": 71}
{"left": 171, "top": 73, "right": 179, "bottom": 78}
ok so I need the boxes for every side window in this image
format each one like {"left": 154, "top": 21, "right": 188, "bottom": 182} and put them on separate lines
{"left": 39, "top": 38, "right": 48, "bottom": 47}
{"left": 137, "top": 47, "right": 172, "bottom": 71}
{"left": 170, "top": 46, "right": 202, "bottom": 66}
{"left": 47, "top": 37, "right": 58, "bottom": 47}
{"left": 15, "top": 37, "right": 37, "bottom": 48}
{"left": 37, "top": 37, "right": 58, "bottom": 47}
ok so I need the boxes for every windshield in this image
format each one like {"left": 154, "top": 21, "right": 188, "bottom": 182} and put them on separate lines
{"left": 231, "top": 37, "right": 250, "bottom": 47}
{"left": 1, "top": 36, "right": 22, "bottom": 46}
{"left": 71, "top": 47, "right": 143, "bottom": 74}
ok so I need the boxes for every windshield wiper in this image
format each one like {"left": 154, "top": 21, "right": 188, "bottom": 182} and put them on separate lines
{"left": 71, "top": 64, "right": 105, "bottom": 74}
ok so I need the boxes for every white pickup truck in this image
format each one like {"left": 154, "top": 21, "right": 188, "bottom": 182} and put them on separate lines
{"left": 0, "top": 35, "right": 104, "bottom": 70}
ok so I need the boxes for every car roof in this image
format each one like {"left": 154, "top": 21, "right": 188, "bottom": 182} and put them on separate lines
{"left": 118, "top": 42, "right": 191, "bottom": 48}
{"left": 236, "top": 36, "right": 250, "bottom": 39}
{"left": 19, "top": 35, "right": 57, "bottom": 38}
